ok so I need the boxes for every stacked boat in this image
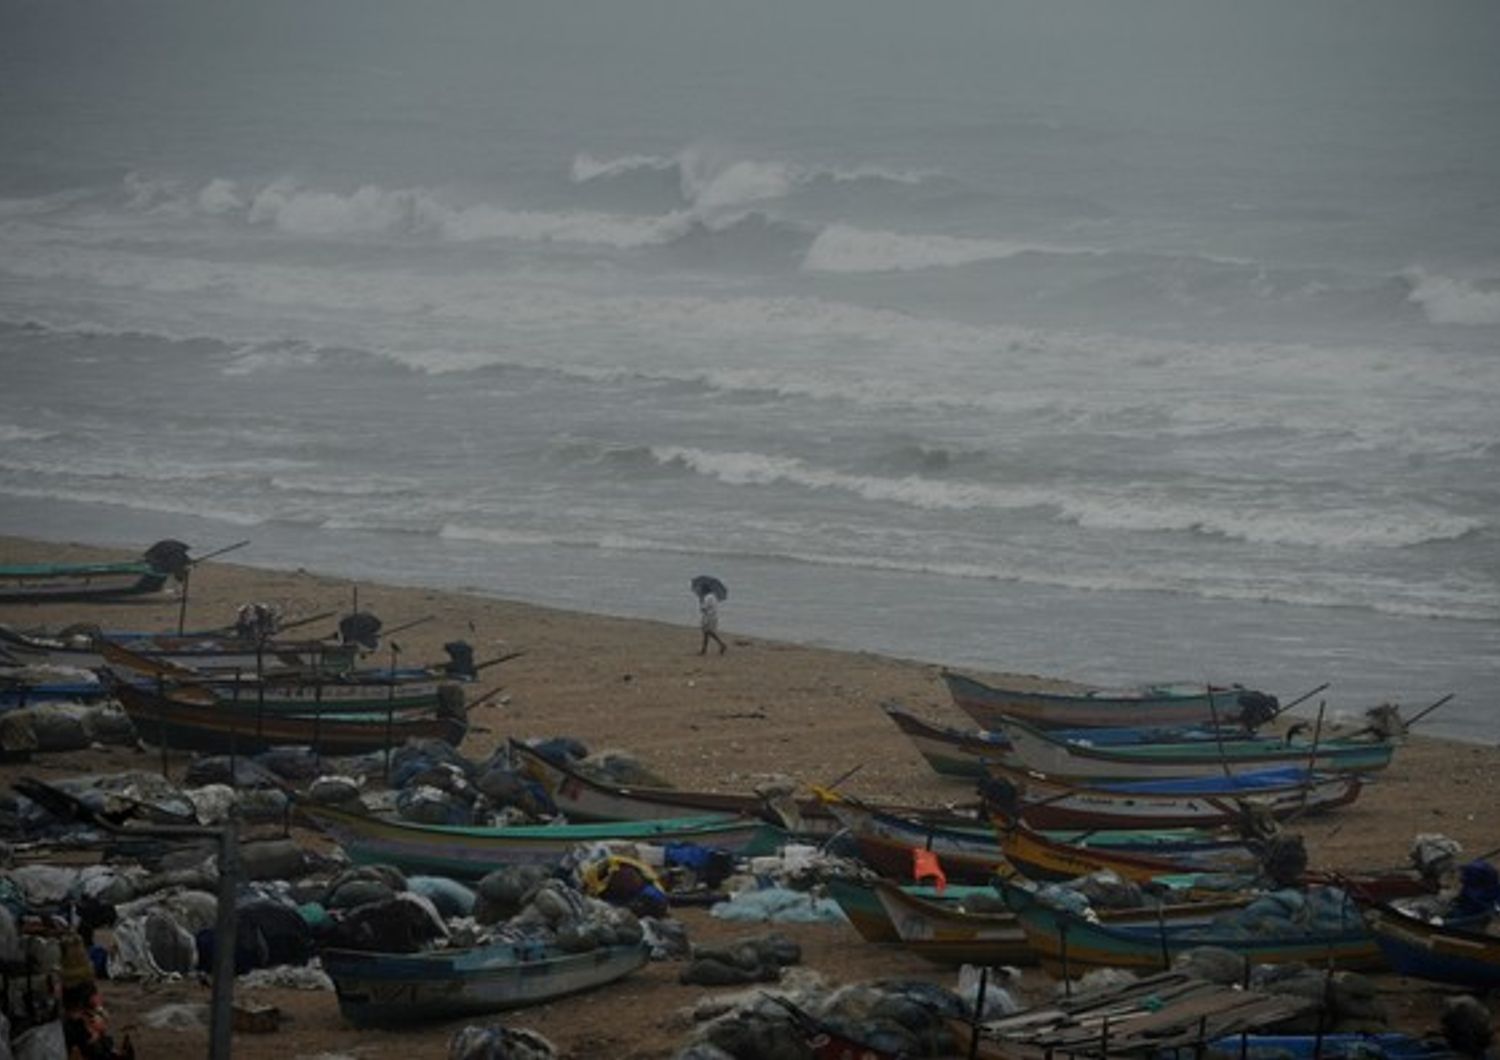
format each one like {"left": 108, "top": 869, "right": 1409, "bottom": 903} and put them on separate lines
{"left": 828, "top": 668, "right": 1474, "bottom": 989}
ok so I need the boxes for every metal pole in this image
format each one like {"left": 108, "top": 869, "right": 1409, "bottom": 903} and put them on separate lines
{"left": 208, "top": 817, "right": 240, "bottom": 1060}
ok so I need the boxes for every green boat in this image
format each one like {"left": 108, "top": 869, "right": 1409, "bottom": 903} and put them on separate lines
{"left": 300, "top": 802, "right": 786, "bottom": 880}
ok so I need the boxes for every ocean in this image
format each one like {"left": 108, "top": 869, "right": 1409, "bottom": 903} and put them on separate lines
{"left": 1, "top": 0, "right": 1496, "bottom": 741}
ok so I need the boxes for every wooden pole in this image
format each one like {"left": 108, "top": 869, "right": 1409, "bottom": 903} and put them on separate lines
{"left": 1405, "top": 693, "right": 1455, "bottom": 729}
{"left": 1264, "top": 682, "right": 1332, "bottom": 724}
{"left": 208, "top": 818, "right": 240, "bottom": 1060}
{"left": 176, "top": 566, "right": 192, "bottom": 635}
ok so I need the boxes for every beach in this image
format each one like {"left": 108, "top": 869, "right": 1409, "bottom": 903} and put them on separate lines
{"left": 3, "top": 535, "right": 1498, "bottom": 1058}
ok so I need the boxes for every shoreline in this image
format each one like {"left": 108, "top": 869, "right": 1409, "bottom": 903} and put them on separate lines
{"left": 3, "top": 533, "right": 1497, "bottom": 868}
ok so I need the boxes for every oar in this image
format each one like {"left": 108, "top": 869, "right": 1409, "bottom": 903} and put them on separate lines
{"left": 274, "top": 609, "right": 338, "bottom": 635}
{"left": 464, "top": 685, "right": 508, "bottom": 712}
{"left": 474, "top": 650, "right": 527, "bottom": 673}
{"left": 1263, "top": 682, "right": 1331, "bottom": 724}
{"left": 1403, "top": 693, "right": 1455, "bottom": 729}
{"left": 382, "top": 614, "right": 436, "bottom": 638}
{"left": 190, "top": 539, "right": 252, "bottom": 567}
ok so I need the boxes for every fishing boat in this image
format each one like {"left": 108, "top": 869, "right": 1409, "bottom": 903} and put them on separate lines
{"left": 299, "top": 802, "right": 785, "bottom": 880}
{"left": 1360, "top": 901, "right": 1500, "bottom": 988}
{"left": 994, "top": 713, "right": 1395, "bottom": 781}
{"left": 1008, "top": 882, "right": 1383, "bottom": 976}
{"left": 883, "top": 878, "right": 1264, "bottom": 967}
{"left": 948, "top": 969, "right": 1320, "bottom": 1060}
{"left": 981, "top": 760, "right": 1363, "bottom": 831}
{"left": 880, "top": 703, "right": 1011, "bottom": 778}
{"left": 321, "top": 938, "right": 649, "bottom": 1027}
{"left": 508, "top": 738, "right": 836, "bottom": 833}
{"left": 109, "top": 678, "right": 467, "bottom": 756}
{"left": 823, "top": 876, "right": 1000, "bottom": 943}
{"left": 942, "top": 670, "right": 1279, "bottom": 731}
{"left": 822, "top": 795, "right": 1259, "bottom": 885}
{"left": 0, "top": 670, "right": 109, "bottom": 709}
{"left": 869, "top": 880, "right": 1034, "bottom": 965}
{"left": 0, "top": 549, "right": 177, "bottom": 603}
{"left": 0, "top": 623, "right": 360, "bottom": 674}
{"left": 881, "top": 702, "right": 1250, "bottom": 779}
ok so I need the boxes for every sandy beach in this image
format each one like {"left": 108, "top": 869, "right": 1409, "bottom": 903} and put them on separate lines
{"left": 2, "top": 535, "right": 1498, "bottom": 1059}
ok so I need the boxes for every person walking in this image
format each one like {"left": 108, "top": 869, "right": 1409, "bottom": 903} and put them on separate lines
{"left": 694, "top": 580, "right": 728, "bottom": 655}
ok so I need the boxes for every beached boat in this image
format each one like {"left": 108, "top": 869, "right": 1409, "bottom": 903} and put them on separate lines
{"left": 0, "top": 670, "right": 109, "bottom": 709}
{"left": 321, "top": 938, "right": 649, "bottom": 1027}
{"left": 948, "top": 969, "right": 1321, "bottom": 1060}
{"left": 299, "top": 802, "right": 785, "bottom": 880}
{"left": 109, "top": 678, "right": 466, "bottom": 755}
{"left": 881, "top": 703, "right": 1011, "bottom": 778}
{"left": 886, "top": 877, "right": 1266, "bottom": 967}
{"left": 0, "top": 549, "right": 176, "bottom": 603}
{"left": 0, "top": 623, "right": 360, "bottom": 674}
{"left": 823, "top": 876, "right": 999, "bottom": 943}
{"left": 1008, "top": 883, "right": 1382, "bottom": 977}
{"left": 995, "top": 713, "right": 1395, "bottom": 781}
{"left": 882, "top": 702, "right": 1251, "bottom": 779}
{"left": 1360, "top": 901, "right": 1500, "bottom": 988}
{"left": 981, "top": 760, "right": 1363, "bottom": 831}
{"left": 870, "top": 879, "right": 1034, "bottom": 965}
{"left": 943, "top": 670, "right": 1278, "bottom": 731}
{"left": 508, "top": 738, "right": 837, "bottom": 834}
{"left": 823, "top": 795, "right": 1259, "bottom": 885}
{"left": 995, "top": 817, "right": 1274, "bottom": 887}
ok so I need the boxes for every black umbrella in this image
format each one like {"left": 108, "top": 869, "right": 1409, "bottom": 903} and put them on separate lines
{"left": 691, "top": 575, "right": 728, "bottom": 601}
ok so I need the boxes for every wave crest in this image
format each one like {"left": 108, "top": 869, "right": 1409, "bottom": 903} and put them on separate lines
{"left": 1406, "top": 269, "right": 1500, "bottom": 326}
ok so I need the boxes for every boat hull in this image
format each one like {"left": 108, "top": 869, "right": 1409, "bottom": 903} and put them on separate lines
{"left": 322, "top": 941, "right": 649, "bottom": 1027}
{"left": 943, "top": 671, "right": 1267, "bottom": 731}
{"left": 111, "top": 680, "right": 466, "bottom": 755}
{"left": 984, "top": 762, "right": 1363, "bottom": 831}
{"left": 1362, "top": 903, "right": 1500, "bottom": 988}
{"left": 300, "top": 803, "right": 786, "bottom": 880}
{"left": 1013, "top": 897, "right": 1382, "bottom": 977}
{"left": 0, "top": 563, "right": 168, "bottom": 603}
{"left": 997, "top": 714, "right": 1393, "bottom": 781}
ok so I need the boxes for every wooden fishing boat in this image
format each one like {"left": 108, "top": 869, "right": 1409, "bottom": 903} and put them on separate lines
{"left": 0, "top": 557, "right": 171, "bottom": 603}
{"left": 996, "top": 818, "right": 1266, "bottom": 887}
{"left": 943, "top": 670, "right": 1277, "bottom": 731}
{"left": 881, "top": 703, "right": 1010, "bottom": 778}
{"left": 884, "top": 878, "right": 1264, "bottom": 967}
{"left": 0, "top": 623, "right": 360, "bottom": 674}
{"left": 109, "top": 678, "right": 466, "bottom": 755}
{"left": 823, "top": 795, "right": 1259, "bottom": 885}
{"left": 509, "top": 738, "right": 836, "bottom": 834}
{"left": 321, "top": 939, "right": 649, "bottom": 1027}
{"left": 1185, "top": 1035, "right": 1465, "bottom": 1060}
{"left": 870, "top": 880, "right": 1034, "bottom": 965}
{"left": 299, "top": 802, "right": 785, "bottom": 880}
{"left": 823, "top": 876, "right": 999, "bottom": 943}
{"left": 1360, "top": 901, "right": 1500, "bottom": 988}
{"left": 0, "top": 671, "right": 108, "bottom": 708}
{"left": 948, "top": 969, "right": 1319, "bottom": 1060}
{"left": 995, "top": 713, "right": 1395, "bottom": 781}
{"left": 981, "top": 760, "right": 1363, "bottom": 831}
{"left": 882, "top": 703, "right": 1250, "bottom": 779}
{"left": 1009, "top": 884, "right": 1383, "bottom": 977}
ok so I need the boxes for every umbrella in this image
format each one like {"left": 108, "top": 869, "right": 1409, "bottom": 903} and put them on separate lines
{"left": 691, "top": 575, "right": 728, "bottom": 601}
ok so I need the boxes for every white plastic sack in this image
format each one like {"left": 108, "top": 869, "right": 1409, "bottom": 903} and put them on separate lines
{"left": 708, "top": 887, "right": 844, "bottom": 924}
{"left": 956, "top": 964, "right": 1021, "bottom": 1019}
{"left": 12, "top": 1021, "right": 63, "bottom": 1060}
